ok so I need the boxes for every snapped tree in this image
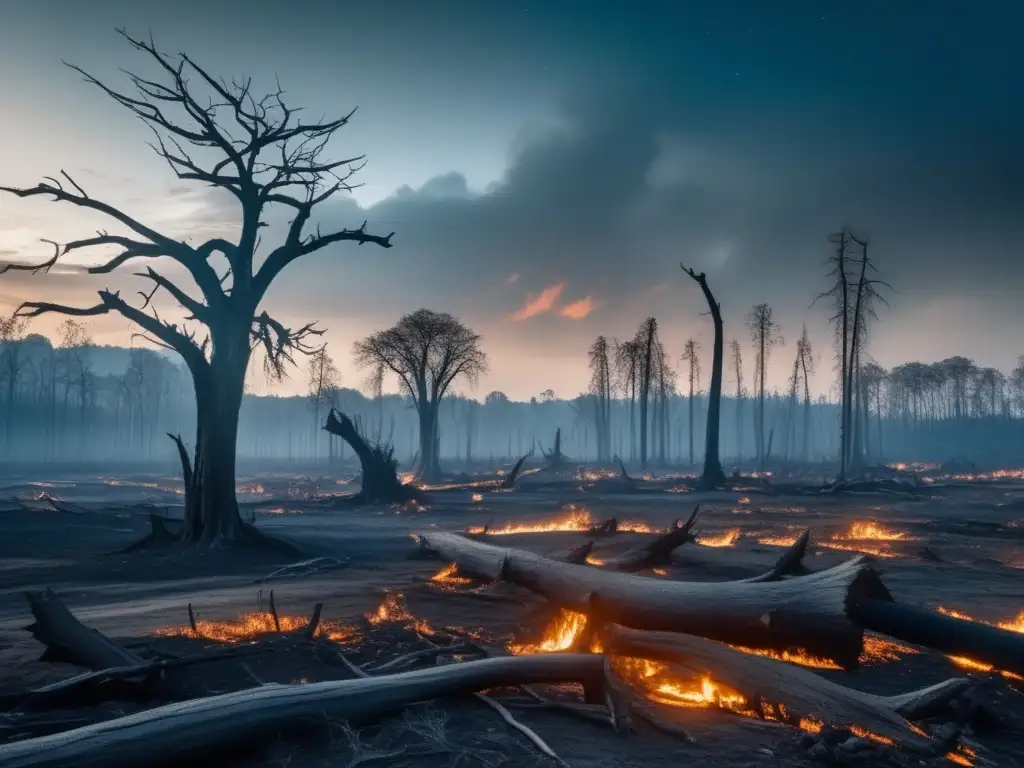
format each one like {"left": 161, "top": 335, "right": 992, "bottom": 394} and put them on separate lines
{"left": 354, "top": 309, "right": 486, "bottom": 483}
{"left": 681, "top": 265, "right": 727, "bottom": 487}
{"left": 0, "top": 31, "right": 393, "bottom": 546}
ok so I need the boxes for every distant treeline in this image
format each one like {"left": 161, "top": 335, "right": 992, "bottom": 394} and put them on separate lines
{"left": 1, "top": 334, "right": 1023, "bottom": 468}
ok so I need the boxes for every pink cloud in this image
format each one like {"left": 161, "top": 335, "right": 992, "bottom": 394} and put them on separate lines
{"left": 509, "top": 281, "right": 564, "bottom": 321}
{"left": 560, "top": 296, "right": 596, "bottom": 320}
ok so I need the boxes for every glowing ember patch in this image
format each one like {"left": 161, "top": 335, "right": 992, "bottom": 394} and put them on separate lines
{"left": 946, "top": 655, "right": 1024, "bottom": 681}
{"left": 666, "top": 485, "right": 691, "bottom": 493}
{"left": 737, "top": 497, "right": 751, "bottom": 504}
{"left": 466, "top": 505, "right": 594, "bottom": 535}
{"left": 757, "top": 534, "right": 801, "bottom": 547}
{"left": 860, "top": 635, "right": 919, "bottom": 664}
{"left": 997, "top": 611, "right": 1024, "bottom": 634}
{"left": 799, "top": 717, "right": 823, "bottom": 734}
{"left": 937, "top": 606, "right": 974, "bottom": 621}
{"left": 818, "top": 541, "right": 901, "bottom": 559}
{"left": 585, "top": 554, "right": 605, "bottom": 566}
{"left": 696, "top": 528, "right": 741, "bottom": 548}
{"left": 154, "top": 612, "right": 352, "bottom": 643}
{"left": 508, "top": 609, "right": 588, "bottom": 654}
{"left": 849, "top": 726, "right": 894, "bottom": 746}
{"left": 727, "top": 644, "right": 841, "bottom": 670}
{"left": 945, "top": 745, "right": 977, "bottom": 767}
{"left": 833, "top": 521, "right": 909, "bottom": 541}
{"left": 428, "top": 563, "right": 473, "bottom": 591}
{"left": 652, "top": 568, "right": 668, "bottom": 576}
{"left": 367, "top": 593, "right": 413, "bottom": 625}
{"left": 471, "top": 493, "right": 484, "bottom": 502}
{"left": 617, "top": 519, "right": 664, "bottom": 533}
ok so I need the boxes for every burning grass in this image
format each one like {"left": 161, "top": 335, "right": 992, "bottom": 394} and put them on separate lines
{"left": 428, "top": 563, "right": 475, "bottom": 591}
{"left": 465, "top": 505, "right": 662, "bottom": 536}
{"left": 817, "top": 520, "right": 915, "bottom": 559}
{"left": 367, "top": 593, "right": 414, "bottom": 625}
{"left": 694, "top": 528, "right": 741, "bottom": 548}
{"left": 155, "top": 611, "right": 353, "bottom": 643}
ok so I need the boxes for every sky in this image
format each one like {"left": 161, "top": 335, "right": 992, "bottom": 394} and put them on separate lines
{"left": 0, "top": 0, "right": 1021, "bottom": 401}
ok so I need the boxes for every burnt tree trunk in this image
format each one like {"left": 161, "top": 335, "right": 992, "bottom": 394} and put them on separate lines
{"left": 591, "top": 505, "right": 701, "bottom": 572}
{"left": 853, "top": 599, "right": 1024, "bottom": 678}
{"left": 602, "top": 624, "right": 966, "bottom": 753}
{"left": 416, "top": 401, "right": 442, "bottom": 483}
{"left": 415, "top": 531, "right": 892, "bottom": 668}
{"left": 324, "top": 409, "right": 417, "bottom": 503}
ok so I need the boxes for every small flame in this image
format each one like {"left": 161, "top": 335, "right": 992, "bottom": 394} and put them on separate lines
{"left": 466, "top": 505, "right": 594, "bottom": 535}
{"left": 155, "top": 612, "right": 352, "bottom": 643}
{"left": 833, "top": 522, "right": 909, "bottom": 541}
{"left": 757, "top": 534, "right": 801, "bottom": 547}
{"left": 860, "top": 635, "right": 920, "bottom": 664}
{"left": 997, "top": 610, "right": 1024, "bottom": 633}
{"left": 428, "top": 563, "right": 473, "bottom": 591}
{"left": 945, "top": 745, "right": 977, "bottom": 767}
{"left": 728, "top": 644, "right": 841, "bottom": 670}
{"left": 695, "top": 528, "right": 741, "bottom": 548}
{"left": 618, "top": 519, "right": 665, "bottom": 534}
{"left": 849, "top": 726, "right": 894, "bottom": 746}
{"left": 652, "top": 568, "right": 668, "bottom": 576}
{"left": 471, "top": 493, "right": 484, "bottom": 502}
{"left": 367, "top": 593, "right": 413, "bottom": 625}
{"left": 585, "top": 554, "right": 605, "bottom": 566}
{"left": 737, "top": 497, "right": 751, "bottom": 504}
{"left": 508, "top": 609, "right": 588, "bottom": 654}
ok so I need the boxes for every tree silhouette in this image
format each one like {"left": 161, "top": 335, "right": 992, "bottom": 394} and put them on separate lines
{"left": 587, "top": 336, "right": 613, "bottom": 462}
{"left": 0, "top": 31, "right": 393, "bottom": 546}
{"left": 746, "top": 304, "right": 783, "bottom": 469}
{"left": 681, "top": 265, "right": 727, "bottom": 487}
{"left": 354, "top": 309, "right": 486, "bottom": 482}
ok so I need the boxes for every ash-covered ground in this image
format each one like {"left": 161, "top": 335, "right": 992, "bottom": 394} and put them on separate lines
{"left": 0, "top": 465, "right": 1022, "bottom": 767}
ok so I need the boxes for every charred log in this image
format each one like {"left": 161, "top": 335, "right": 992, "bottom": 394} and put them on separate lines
{"left": 414, "top": 532, "right": 892, "bottom": 668}
{"left": 324, "top": 409, "right": 419, "bottom": 503}
{"left": 499, "top": 450, "right": 533, "bottom": 489}
{"left": 602, "top": 624, "right": 968, "bottom": 753}
{"left": 852, "top": 600, "right": 1024, "bottom": 678}
{"left": 0, "top": 655, "right": 606, "bottom": 768}
{"left": 593, "top": 505, "right": 701, "bottom": 572}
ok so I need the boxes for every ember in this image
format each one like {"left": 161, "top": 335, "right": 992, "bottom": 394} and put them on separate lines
{"left": 757, "top": 533, "right": 801, "bottom": 547}
{"left": 508, "top": 608, "right": 588, "bottom": 654}
{"left": 833, "top": 521, "right": 910, "bottom": 541}
{"left": 155, "top": 611, "right": 352, "bottom": 643}
{"left": 428, "top": 563, "right": 473, "bottom": 591}
{"left": 618, "top": 519, "right": 664, "bottom": 534}
{"left": 471, "top": 493, "right": 484, "bottom": 502}
{"left": 466, "top": 505, "right": 593, "bottom": 535}
{"left": 727, "top": 644, "right": 841, "bottom": 670}
{"left": 695, "top": 528, "right": 741, "bottom": 548}
{"left": 934, "top": 607, "right": 1024, "bottom": 679}
{"left": 366, "top": 593, "right": 413, "bottom": 625}
{"left": 860, "top": 635, "right": 920, "bottom": 664}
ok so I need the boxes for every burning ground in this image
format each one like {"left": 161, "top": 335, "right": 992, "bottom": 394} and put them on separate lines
{"left": 0, "top": 471, "right": 1023, "bottom": 767}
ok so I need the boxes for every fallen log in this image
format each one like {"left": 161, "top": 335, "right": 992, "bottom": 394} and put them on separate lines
{"left": 414, "top": 532, "right": 891, "bottom": 667}
{"left": 25, "top": 590, "right": 144, "bottom": 671}
{"left": 0, "top": 655, "right": 606, "bottom": 768}
{"left": 323, "top": 409, "right": 419, "bottom": 503}
{"left": 852, "top": 599, "right": 1024, "bottom": 678}
{"left": 592, "top": 505, "right": 701, "bottom": 572}
{"left": 602, "top": 624, "right": 969, "bottom": 753}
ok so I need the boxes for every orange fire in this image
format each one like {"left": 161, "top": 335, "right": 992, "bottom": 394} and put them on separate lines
{"left": 471, "top": 493, "right": 484, "bottom": 502}
{"left": 466, "top": 505, "right": 594, "bottom": 535}
{"left": 428, "top": 563, "right": 474, "bottom": 591}
{"left": 945, "top": 745, "right": 977, "bottom": 767}
{"left": 757, "top": 534, "right": 801, "bottom": 547}
{"left": 849, "top": 725, "right": 895, "bottom": 746}
{"left": 934, "top": 607, "right": 1024, "bottom": 680}
{"left": 508, "top": 609, "right": 589, "bottom": 654}
{"left": 618, "top": 519, "right": 665, "bottom": 534}
{"left": 833, "top": 521, "right": 910, "bottom": 541}
{"left": 585, "top": 554, "right": 606, "bottom": 566}
{"left": 860, "top": 635, "right": 920, "bottom": 664}
{"left": 695, "top": 528, "right": 741, "bottom": 548}
{"left": 726, "top": 644, "right": 841, "bottom": 670}
{"left": 366, "top": 593, "right": 413, "bottom": 625}
{"left": 155, "top": 611, "right": 352, "bottom": 643}
{"left": 736, "top": 497, "right": 751, "bottom": 504}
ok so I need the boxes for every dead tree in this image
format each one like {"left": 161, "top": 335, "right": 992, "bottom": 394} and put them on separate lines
{"left": 354, "top": 310, "right": 486, "bottom": 483}
{"left": 680, "top": 339, "right": 700, "bottom": 467}
{"left": 633, "top": 318, "right": 659, "bottom": 469}
{"left": 306, "top": 345, "right": 340, "bottom": 463}
{"left": 323, "top": 409, "right": 418, "bottom": 503}
{"left": 746, "top": 304, "right": 783, "bottom": 470}
{"left": 587, "top": 336, "right": 613, "bottom": 463}
{"left": 730, "top": 339, "right": 745, "bottom": 461}
{"left": 541, "top": 427, "right": 567, "bottom": 467}
{"left": 0, "top": 31, "right": 392, "bottom": 547}
{"left": 681, "top": 266, "right": 727, "bottom": 487}
{"left": 614, "top": 338, "right": 640, "bottom": 463}
{"left": 797, "top": 326, "right": 815, "bottom": 461}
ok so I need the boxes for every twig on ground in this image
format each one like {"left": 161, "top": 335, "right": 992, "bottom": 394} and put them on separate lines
{"left": 364, "top": 643, "right": 476, "bottom": 675}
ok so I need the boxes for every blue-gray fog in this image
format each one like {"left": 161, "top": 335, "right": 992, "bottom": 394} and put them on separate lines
{"left": 0, "top": 0, "right": 1020, "bottom": 400}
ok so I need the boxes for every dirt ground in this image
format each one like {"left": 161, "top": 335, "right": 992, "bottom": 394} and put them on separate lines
{"left": 0, "top": 468, "right": 1022, "bottom": 767}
